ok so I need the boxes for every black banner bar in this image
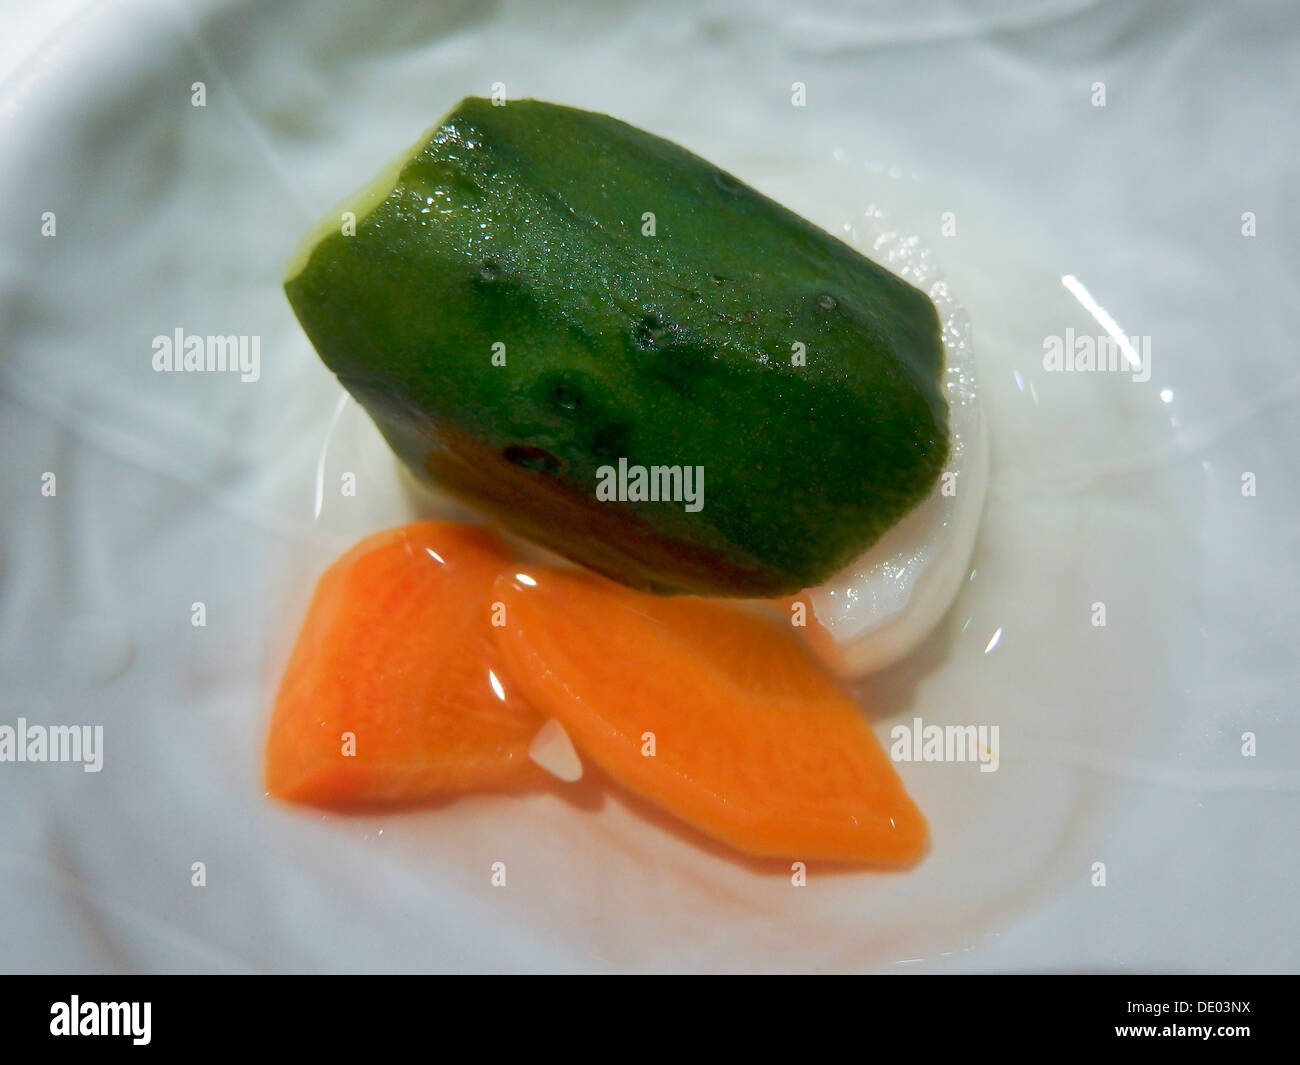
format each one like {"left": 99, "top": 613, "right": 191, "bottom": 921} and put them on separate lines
{"left": 0, "top": 975, "right": 1291, "bottom": 1052}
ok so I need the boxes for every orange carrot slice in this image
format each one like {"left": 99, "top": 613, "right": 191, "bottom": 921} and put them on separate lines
{"left": 492, "top": 567, "right": 927, "bottom": 864}
{"left": 266, "top": 522, "right": 545, "bottom": 806}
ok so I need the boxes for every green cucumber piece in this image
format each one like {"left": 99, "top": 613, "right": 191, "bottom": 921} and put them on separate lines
{"left": 285, "top": 97, "right": 948, "bottom": 596}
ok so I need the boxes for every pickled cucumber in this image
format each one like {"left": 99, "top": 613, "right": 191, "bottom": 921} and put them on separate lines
{"left": 285, "top": 97, "right": 949, "bottom": 596}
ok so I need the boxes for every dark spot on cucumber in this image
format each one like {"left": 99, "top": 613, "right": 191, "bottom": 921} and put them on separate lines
{"left": 552, "top": 383, "right": 580, "bottom": 410}
{"left": 631, "top": 314, "right": 667, "bottom": 349}
{"left": 626, "top": 316, "right": 717, "bottom": 400}
{"left": 503, "top": 444, "right": 561, "bottom": 474}
{"left": 479, "top": 259, "right": 500, "bottom": 281}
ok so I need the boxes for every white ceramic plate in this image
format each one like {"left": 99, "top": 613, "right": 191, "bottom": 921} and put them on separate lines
{"left": 1, "top": 0, "right": 1296, "bottom": 973}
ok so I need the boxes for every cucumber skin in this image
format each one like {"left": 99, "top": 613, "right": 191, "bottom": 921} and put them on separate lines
{"left": 286, "top": 98, "right": 949, "bottom": 597}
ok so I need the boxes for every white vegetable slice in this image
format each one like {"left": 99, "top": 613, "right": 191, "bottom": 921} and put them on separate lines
{"left": 528, "top": 718, "right": 583, "bottom": 782}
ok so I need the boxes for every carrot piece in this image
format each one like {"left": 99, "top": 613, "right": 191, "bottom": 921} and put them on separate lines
{"left": 266, "top": 522, "right": 546, "bottom": 806}
{"left": 492, "top": 568, "right": 927, "bottom": 864}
